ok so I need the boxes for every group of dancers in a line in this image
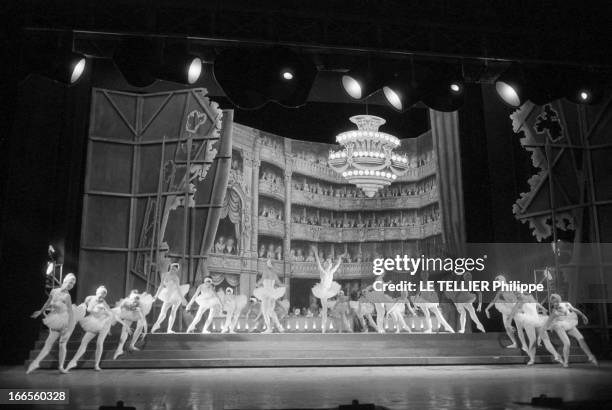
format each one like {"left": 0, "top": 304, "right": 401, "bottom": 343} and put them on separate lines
{"left": 27, "top": 247, "right": 597, "bottom": 373}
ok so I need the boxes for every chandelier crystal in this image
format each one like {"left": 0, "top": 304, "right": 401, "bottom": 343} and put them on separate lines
{"left": 328, "top": 115, "right": 409, "bottom": 198}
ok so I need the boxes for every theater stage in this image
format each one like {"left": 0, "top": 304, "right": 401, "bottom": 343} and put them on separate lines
{"left": 3, "top": 363, "right": 610, "bottom": 410}
{"left": 25, "top": 332, "right": 587, "bottom": 369}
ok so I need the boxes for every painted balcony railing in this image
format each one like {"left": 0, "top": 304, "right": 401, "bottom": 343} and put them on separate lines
{"left": 258, "top": 179, "right": 285, "bottom": 200}
{"left": 290, "top": 221, "right": 441, "bottom": 242}
{"left": 258, "top": 216, "right": 286, "bottom": 237}
{"left": 290, "top": 188, "right": 439, "bottom": 210}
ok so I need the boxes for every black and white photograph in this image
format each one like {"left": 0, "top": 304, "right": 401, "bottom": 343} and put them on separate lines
{"left": 0, "top": 1, "right": 611, "bottom": 409}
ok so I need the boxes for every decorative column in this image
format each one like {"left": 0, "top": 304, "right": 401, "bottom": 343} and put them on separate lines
{"left": 251, "top": 140, "right": 261, "bottom": 254}
{"left": 283, "top": 140, "right": 293, "bottom": 304}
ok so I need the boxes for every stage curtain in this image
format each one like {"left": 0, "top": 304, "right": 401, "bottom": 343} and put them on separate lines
{"left": 220, "top": 188, "right": 242, "bottom": 249}
{"left": 429, "top": 110, "right": 467, "bottom": 257}
{"left": 210, "top": 272, "right": 240, "bottom": 287}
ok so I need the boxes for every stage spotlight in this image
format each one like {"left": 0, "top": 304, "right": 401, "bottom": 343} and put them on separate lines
{"left": 450, "top": 82, "right": 463, "bottom": 94}
{"left": 382, "top": 74, "right": 421, "bottom": 112}
{"left": 495, "top": 63, "right": 527, "bottom": 107}
{"left": 342, "top": 64, "right": 387, "bottom": 100}
{"left": 34, "top": 51, "right": 87, "bottom": 85}
{"left": 114, "top": 37, "right": 158, "bottom": 87}
{"left": 565, "top": 74, "right": 604, "bottom": 105}
{"left": 157, "top": 44, "right": 203, "bottom": 85}
{"left": 214, "top": 47, "right": 316, "bottom": 109}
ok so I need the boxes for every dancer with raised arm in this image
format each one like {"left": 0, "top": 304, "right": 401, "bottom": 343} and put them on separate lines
{"left": 445, "top": 272, "right": 486, "bottom": 333}
{"left": 27, "top": 273, "right": 83, "bottom": 374}
{"left": 112, "top": 290, "right": 155, "bottom": 359}
{"left": 253, "top": 257, "right": 286, "bottom": 333}
{"left": 485, "top": 274, "right": 520, "bottom": 348}
{"left": 185, "top": 276, "right": 222, "bottom": 333}
{"left": 412, "top": 271, "right": 454, "bottom": 333}
{"left": 541, "top": 293, "right": 598, "bottom": 367}
{"left": 310, "top": 246, "right": 343, "bottom": 333}
{"left": 510, "top": 292, "right": 562, "bottom": 365}
{"left": 151, "top": 263, "right": 189, "bottom": 333}
{"left": 66, "top": 286, "right": 129, "bottom": 372}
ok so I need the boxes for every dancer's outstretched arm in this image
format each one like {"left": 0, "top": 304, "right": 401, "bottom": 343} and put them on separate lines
{"left": 186, "top": 285, "right": 201, "bottom": 310}
{"left": 330, "top": 254, "right": 345, "bottom": 276}
{"left": 312, "top": 246, "right": 324, "bottom": 273}
{"left": 31, "top": 294, "right": 53, "bottom": 318}
{"left": 476, "top": 291, "right": 483, "bottom": 312}
{"left": 484, "top": 292, "right": 500, "bottom": 318}
{"left": 65, "top": 294, "right": 74, "bottom": 331}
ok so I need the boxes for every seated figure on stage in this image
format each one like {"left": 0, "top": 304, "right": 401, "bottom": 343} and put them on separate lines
{"left": 112, "top": 290, "right": 155, "bottom": 359}
{"left": 310, "top": 245, "right": 344, "bottom": 333}
{"left": 27, "top": 273, "right": 82, "bottom": 374}
{"left": 185, "top": 276, "right": 222, "bottom": 333}
{"left": 151, "top": 263, "right": 190, "bottom": 333}
{"left": 253, "top": 258, "right": 286, "bottom": 333}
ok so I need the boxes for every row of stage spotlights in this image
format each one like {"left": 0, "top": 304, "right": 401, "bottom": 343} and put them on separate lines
{"left": 31, "top": 43, "right": 607, "bottom": 111}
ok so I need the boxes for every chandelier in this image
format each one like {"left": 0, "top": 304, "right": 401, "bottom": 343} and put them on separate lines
{"left": 328, "top": 115, "right": 409, "bottom": 197}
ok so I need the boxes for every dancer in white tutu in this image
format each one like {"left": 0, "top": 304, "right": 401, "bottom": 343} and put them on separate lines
{"left": 218, "top": 287, "right": 248, "bottom": 333}
{"left": 510, "top": 292, "right": 562, "bottom": 365}
{"left": 66, "top": 286, "right": 128, "bottom": 371}
{"left": 351, "top": 290, "right": 378, "bottom": 332}
{"left": 310, "top": 246, "right": 343, "bottom": 333}
{"left": 444, "top": 272, "right": 485, "bottom": 333}
{"left": 485, "top": 274, "right": 521, "bottom": 348}
{"left": 330, "top": 290, "right": 353, "bottom": 332}
{"left": 253, "top": 257, "right": 286, "bottom": 333}
{"left": 151, "top": 263, "right": 189, "bottom": 333}
{"left": 541, "top": 293, "right": 597, "bottom": 367}
{"left": 27, "top": 273, "right": 82, "bottom": 374}
{"left": 362, "top": 273, "right": 400, "bottom": 333}
{"left": 185, "top": 276, "right": 222, "bottom": 333}
{"left": 412, "top": 271, "right": 454, "bottom": 333}
{"left": 385, "top": 289, "right": 416, "bottom": 333}
{"left": 112, "top": 290, "right": 155, "bottom": 359}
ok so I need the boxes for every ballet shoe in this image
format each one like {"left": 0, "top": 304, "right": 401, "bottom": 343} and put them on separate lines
{"left": 59, "top": 367, "right": 69, "bottom": 374}
{"left": 167, "top": 330, "right": 175, "bottom": 334}
{"left": 423, "top": 328, "right": 433, "bottom": 334}
{"left": 94, "top": 365, "right": 102, "bottom": 372}
{"left": 477, "top": 325, "right": 486, "bottom": 333}
{"left": 26, "top": 362, "right": 39, "bottom": 374}
{"left": 553, "top": 355, "right": 563, "bottom": 365}
{"left": 185, "top": 327, "right": 194, "bottom": 334}
{"left": 527, "top": 359, "right": 535, "bottom": 366}
{"left": 562, "top": 361, "right": 569, "bottom": 368}
{"left": 113, "top": 350, "right": 124, "bottom": 360}
{"left": 129, "top": 345, "right": 140, "bottom": 351}
{"left": 201, "top": 329, "right": 211, "bottom": 334}
{"left": 506, "top": 343, "right": 518, "bottom": 349}
{"left": 150, "top": 325, "right": 160, "bottom": 334}
{"left": 262, "top": 328, "right": 272, "bottom": 334}
{"left": 589, "top": 357, "right": 599, "bottom": 367}
{"left": 65, "top": 361, "right": 77, "bottom": 371}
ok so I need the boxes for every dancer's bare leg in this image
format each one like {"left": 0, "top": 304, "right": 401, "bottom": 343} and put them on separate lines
{"left": 130, "top": 321, "right": 144, "bottom": 350}
{"left": 364, "top": 313, "right": 377, "bottom": 331}
{"left": 66, "top": 332, "right": 96, "bottom": 371}
{"left": 321, "top": 299, "right": 328, "bottom": 334}
{"left": 94, "top": 327, "right": 110, "bottom": 371}
{"left": 567, "top": 328, "right": 598, "bottom": 366}
{"left": 554, "top": 327, "right": 571, "bottom": 367}
{"left": 166, "top": 304, "right": 179, "bottom": 333}
{"left": 113, "top": 322, "right": 131, "bottom": 359}
{"left": 374, "top": 303, "right": 385, "bottom": 333}
{"left": 201, "top": 306, "right": 215, "bottom": 333}
{"left": 539, "top": 329, "right": 562, "bottom": 364}
{"left": 515, "top": 322, "right": 528, "bottom": 353}
{"left": 269, "top": 309, "right": 284, "bottom": 333}
{"left": 431, "top": 306, "right": 455, "bottom": 333}
{"left": 524, "top": 326, "right": 537, "bottom": 365}
{"left": 57, "top": 330, "right": 72, "bottom": 372}
{"left": 186, "top": 306, "right": 206, "bottom": 333}
{"left": 456, "top": 304, "right": 467, "bottom": 333}
{"left": 151, "top": 302, "right": 171, "bottom": 333}
{"left": 27, "top": 331, "right": 59, "bottom": 374}
{"left": 502, "top": 314, "right": 518, "bottom": 348}
{"left": 342, "top": 313, "right": 353, "bottom": 333}
{"left": 465, "top": 303, "right": 486, "bottom": 332}
{"left": 420, "top": 305, "right": 432, "bottom": 333}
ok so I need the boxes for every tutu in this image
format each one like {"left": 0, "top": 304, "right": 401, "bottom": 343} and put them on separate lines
{"left": 415, "top": 291, "right": 439, "bottom": 304}
{"left": 254, "top": 279, "right": 286, "bottom": 301}
{"left": 446, "top": 291, "right": 476, "bottom": 303}
{"left": 364, "top": 289, "right": 393, "bottom": 304}
{"left": 312, "top": 281, "right": 341, "bottom": 300}
{"left": 515, "top": 303, "right": 547, "bottom": 328}
{"left": 195, "top": 292, "right": 221, "bottom": 309}
{"left": 351, "top": 301, "right": 375, "bottom": 316}
{"left": 552, "top": 314, "right": 579, "bottom": 331}
{"left": 42, "top": 304, "right": 84, "bottom": 332}
{"left": 139, "top": 293, "right": 155, "bottom": 316}
{"left": 159, "top": 284, "right": 189, "bottom": 304}
{"left": 79, "top": 312, "right": 112, "bottom": 334}
{"left": 494, "top": 301, "right": 516, "bottom": 316}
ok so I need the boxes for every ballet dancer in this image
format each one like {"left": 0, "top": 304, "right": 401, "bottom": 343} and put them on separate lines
{"left": 362, "top": 273, "right": 398, "bottom": 333}
{"left": 310, "top": 246, "right": 343, "bottom": 333}
{"left": 510, "top": 292, "right": 562, "bottom": 365}
{"left": 253, "top": 257, "right": 286, "bottom": 333}
{"left": 351, "top": 290, "right": 379, "bottom": 332}
{"left": 151, "top": 263, "right": 189, "bottom": 333}
{"left": 66, "top": 286, "right": 128, "bottom": 371}
{"left": 112, "top": 290, "right": 155, "bottom": 359}
{"left": 541, "top": 293, "right": 597, "bottom": 367}
{"left": 218, "top": 287, "right": 248, "bottom": 333}
{"left": 185, "top": 276, "right": 222, "bottom": 333}
{"left": 246, "top": 296, "right": 264, "bottom": 332}
{"left": 385, "top": 289, "right": 415, "bottom": 333}
{"left": 412, "top": 272, "right": 454, "bottom": 333}
{"left": 330, "top": 290, "right": 353, "bottom": 332}
{"left": 485, "top": 274, "right": 521, "bottom": 348}
{"left": 445, "top": 272, "right": 486, "bottom": 333}
{"left": 27, "top": 273, "right": 83, "bottom": 374}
